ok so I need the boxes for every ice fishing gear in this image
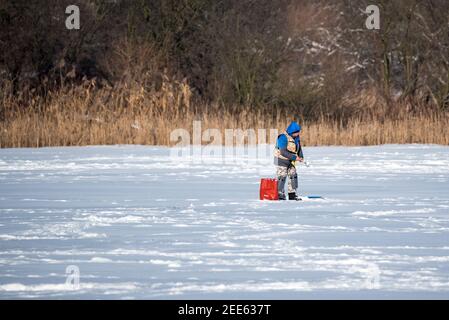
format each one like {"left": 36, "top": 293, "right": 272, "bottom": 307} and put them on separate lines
{"left": 293, "top": 160, "right": 310, "bottom": 167}
{"left": 306, "top": 195, "right": 323, "bottom": 199}
{"left": 259, "top": 178, "right": 279, "bottom": 200}
{"left": 299, "top": 160, "right": 310, "bottom": 167}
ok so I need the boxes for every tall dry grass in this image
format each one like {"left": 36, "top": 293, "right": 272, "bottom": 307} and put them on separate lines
{"left": 1, "top": 79, "right": 448, "bottom": 148}
{"left": 303, "top": 115, "right": 449, "bottom": 146}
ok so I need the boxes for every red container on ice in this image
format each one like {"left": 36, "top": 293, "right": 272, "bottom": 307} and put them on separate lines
{"left": 259, "top": 178, "right": 279, "bottom": 200}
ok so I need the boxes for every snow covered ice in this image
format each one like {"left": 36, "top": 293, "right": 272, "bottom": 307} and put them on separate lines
{"left": 1, "top": 144, "right": 449, "bottom": 299}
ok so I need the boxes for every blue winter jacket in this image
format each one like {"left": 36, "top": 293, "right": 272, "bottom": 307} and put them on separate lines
{"left": 274, "top": 122, "right": 304, "bottom": 167}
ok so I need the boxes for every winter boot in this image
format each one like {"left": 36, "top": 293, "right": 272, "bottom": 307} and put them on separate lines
{"left": 288, "top": 192, "right": 302, "bottom": 201}
{"left": 278, "top": 192, "right": 286, "bottom": 200}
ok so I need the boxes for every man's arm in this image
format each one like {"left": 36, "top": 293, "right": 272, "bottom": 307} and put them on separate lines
{"left": 297, "top": 141, "right": 304, "bottom": 159}
{"left": 280, "top": 148, "right": 298, "bottom": 161}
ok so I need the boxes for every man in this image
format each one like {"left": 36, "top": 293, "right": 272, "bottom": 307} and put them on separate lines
{"left": 273, "top": 121, "right": 304, "bottom": 200}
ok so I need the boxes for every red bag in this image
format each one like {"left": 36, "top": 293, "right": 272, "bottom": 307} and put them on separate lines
{"left": 260, "top": 178, "right": 279, "bottom": 200}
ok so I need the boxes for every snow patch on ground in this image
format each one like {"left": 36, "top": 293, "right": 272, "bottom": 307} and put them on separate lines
{"left": 1, "top": 144, "right": 449, "bottom": 299}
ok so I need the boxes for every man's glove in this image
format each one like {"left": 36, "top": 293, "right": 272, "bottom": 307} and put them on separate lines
{"left": 292, "top": 157, "right": 307, "bottom": 167}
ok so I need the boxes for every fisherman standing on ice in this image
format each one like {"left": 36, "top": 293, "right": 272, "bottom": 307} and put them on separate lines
{"left": 274, "top": 121, "right": 304, "bottom": 200}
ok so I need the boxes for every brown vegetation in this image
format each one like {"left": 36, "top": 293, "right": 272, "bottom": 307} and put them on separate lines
{"left": 1, "top": 79, "right": 447, "bottom": 147}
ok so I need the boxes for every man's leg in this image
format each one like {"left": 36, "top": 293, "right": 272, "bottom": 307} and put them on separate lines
{"left": 287, "top": 165, "right": 300, "bottom": 200}
{"left": 276, "top": 166, "right": 288, "bottom": 200}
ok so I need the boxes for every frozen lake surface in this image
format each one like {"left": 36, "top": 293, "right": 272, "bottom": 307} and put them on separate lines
{"left": 0, "top": 144, "right": 449, "bottom": 299}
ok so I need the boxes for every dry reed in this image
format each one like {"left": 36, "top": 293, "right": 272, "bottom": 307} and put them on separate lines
{"left": 1, "top": 81, "right": 448, "bottom": 148}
